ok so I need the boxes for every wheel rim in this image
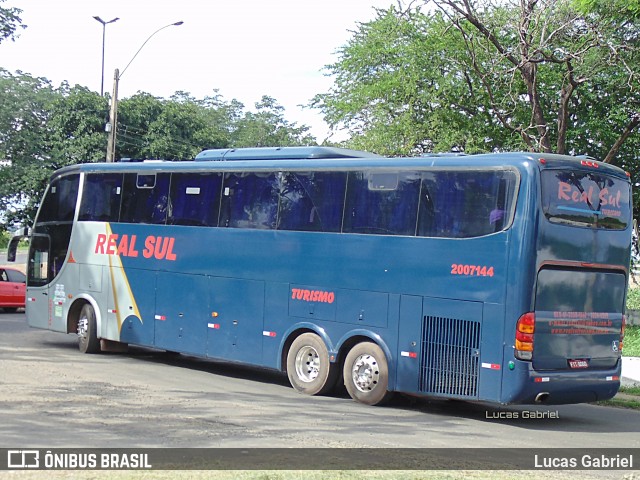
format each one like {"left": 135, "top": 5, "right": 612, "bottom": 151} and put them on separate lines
{"left": 294, "top": 345, "right": 321, "bottom": 383}
{"left": 351, "top": 353, "right": 380, "bottom": 393}
{"left": 77, "top": 315, "right": 88, "bottom": 340}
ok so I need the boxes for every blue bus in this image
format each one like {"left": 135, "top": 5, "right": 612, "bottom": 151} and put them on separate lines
{"left": 8, "top": 147, "right": 631, "bottom": 406}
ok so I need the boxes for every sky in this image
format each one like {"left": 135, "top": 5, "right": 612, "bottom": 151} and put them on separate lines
{"left": 0, "top": 0, "right": 396, "bottom": 143}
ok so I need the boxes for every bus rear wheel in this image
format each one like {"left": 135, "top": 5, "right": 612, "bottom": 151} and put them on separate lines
{"left": 287, "top": 333, "right": 337, "bottom": 395}
{"left": 77, "top": 304, "right": 100, "bottom": 354}
{"left": 343, "top": 341, "right": 393, "bottom": 406}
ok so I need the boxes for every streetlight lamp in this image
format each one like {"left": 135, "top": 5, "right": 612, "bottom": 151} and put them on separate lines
{"left": 93, "top": 16, "right": 119, "bottom": 97}
{"left": 106, "top": 21, "right": 184, "bottom": 162}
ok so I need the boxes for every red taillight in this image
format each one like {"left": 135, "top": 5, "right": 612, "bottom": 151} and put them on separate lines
{"left": 621, "top": 315, "right": 626, "bottom": 352}
{"left": 515, "top": 312, "right": 535, "bottom": 360}
{"left": 580, "top": 160, "right": 599, "bottom": 168}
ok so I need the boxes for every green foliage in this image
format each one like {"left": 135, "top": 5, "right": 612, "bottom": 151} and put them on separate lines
{"left": 313, "top": 7, "right": 506, "bottom": 155}
{"left": 627, "top": 288, "right": 640, "bottom": 311}
{"left": 0, "top": 0, "right": 25, "bottom": 44}
{"left": 625, "top": 325, "right": 640, "bottom": 357}
{"left": 620, "top": 385, "right": 640, "bottom": 395}
{"left": 232, "top": 96, "right": 315, "bottom": 148}
{"left": 0, "top": 69, "right": 316, "bottom": 228}
{"left": 0, "top": 69, "right": 57, "bottom": 225}
{"left": 574, "top": 0, "right": 640, "bottom": 19}
{"left": 314, "top": 0, "right": 640, "bottom": 188}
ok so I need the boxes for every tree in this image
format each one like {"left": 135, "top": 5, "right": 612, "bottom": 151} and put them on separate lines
{"left": 312, "top": 7, "right": 526, "bottom": 155}
{"left": 0, "top": 69, "right": 56, "bottom": 226}
{"left": 426, "top": 0, "right": 640, "bottom": 164}
{"left": 145, "top": 91, "right": 233, "bottom": 159}
{"left": 574, "top": 0, "right": 640, "bottom": 19}
{"left": 0, "top": 0, "right": 25, "bottom": 44}
{"left": 0, "top": 68, "right": 317, "bottom": 227}
{"left": 115, "top": 92, "right": 165, "bottom": 160}
{"left": 232, "top": 96, "right": 316, "bottom": 147}
{"left": 47, "top": 83, "right": 108, "bottom": 165}
{"left": 314, "top": 1, "right": 640, "bottom": 167}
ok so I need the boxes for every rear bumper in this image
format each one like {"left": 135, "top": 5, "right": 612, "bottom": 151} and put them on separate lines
{"left": 501, "top": 359, "right": 622, "bottom": 405}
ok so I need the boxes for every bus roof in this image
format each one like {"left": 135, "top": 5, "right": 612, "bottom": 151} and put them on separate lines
{"left": 52, "top": 149, "right": 630, "bottom": 181}
{"left": 194, "top": 146, "right": 378, "bottom": 161}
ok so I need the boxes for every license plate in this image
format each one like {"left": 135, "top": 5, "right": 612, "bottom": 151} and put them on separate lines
{"left": 568, "top": 359, "right": 589, "bottom": 369}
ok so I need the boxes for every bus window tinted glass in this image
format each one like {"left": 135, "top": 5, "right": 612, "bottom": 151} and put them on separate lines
{"left": 279, "top": 172, "right": 347, "bottom": 232}
{"left": 168, "top": 173, "right": 223, "bottom": 226}
{"left": 37, "top": 174, "right": 80, "bottom": 223}
{"left": 344, "top": 171, "right": 421, "bottom": 236}
{"left": 418, "top": 170, "right": 517, "bottom": 238}
{"left": 541, "top": 170, "right": 630, "bottom": 230}
{"left": 120, "top": 173, "right": 170, "bottom": 224}
{"left": 79, "top": 173, "right": 123, "bottom": 222}
{"left": 220, "top": 172, "right": 278, "bottom": 229}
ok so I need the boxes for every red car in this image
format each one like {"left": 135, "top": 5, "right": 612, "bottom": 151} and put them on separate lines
{"left": 0, "top": 267, "right": 26, "bottom": 312}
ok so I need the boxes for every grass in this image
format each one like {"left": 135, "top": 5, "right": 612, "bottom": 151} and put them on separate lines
{"left": 623, "top": 325, "right": 640, "bottom": 357}
{"left": 619, "top": 385, "right": 640, "bottom": 395}
{"left": 595, "top": 384, "right": 640, "bottom": 410}
{"left": 598, "top": 396, "right": 640, "bottom": 409}
{"left": 627, "top": 287, "right": 640, "bottom": 310}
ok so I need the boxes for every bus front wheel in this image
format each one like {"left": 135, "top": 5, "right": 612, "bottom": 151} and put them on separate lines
{"left": 77, "top": 304, "right": 100, "bottom": 354}
{"left": 343, "top": 342, "right": 393, "bottom": 406}
{"left": 286, "top": 333, "right": 337, "bottom": 395}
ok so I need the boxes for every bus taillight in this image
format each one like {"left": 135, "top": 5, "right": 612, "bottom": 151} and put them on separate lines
{"left": 580, "top": 160, "right": 599, "bottom": 168}
{"left": 515, "top": 312, "right": 535, "bottom": 361}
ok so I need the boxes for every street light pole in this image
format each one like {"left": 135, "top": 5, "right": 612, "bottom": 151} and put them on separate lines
{"left": 106, "top": 21, "right": 184, "bottom": 162}
{"left": 93, "top": 16, "right": 119, "bottom": 97}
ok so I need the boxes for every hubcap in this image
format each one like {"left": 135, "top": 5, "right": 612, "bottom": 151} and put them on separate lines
{"left": 77, "top": 316, "right": 88, "bottom": 339}
{"left": 294, "top": 345, "right": 321, "bottom": 383}
{"left": 351, "top": 354, "right": 380, "bottom": 392}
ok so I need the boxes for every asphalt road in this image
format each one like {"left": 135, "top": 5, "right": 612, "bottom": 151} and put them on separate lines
{"left": 1, "top": 310, "right": 639, "bottom": 455}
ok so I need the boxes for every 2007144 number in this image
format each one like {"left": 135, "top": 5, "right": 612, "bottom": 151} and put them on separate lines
{"left": 451, "top": 264, "right": 495, "bottom": 277}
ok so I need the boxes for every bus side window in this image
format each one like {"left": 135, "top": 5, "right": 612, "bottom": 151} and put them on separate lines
{"left": 220, "top": 172, "right": 278, "bottom": 229}
{"left": 79, "top": 173, "right": 123, "bottom": 222}
{"left": 343, "top": 171, "right": 420, "bottom": 236}
{"left": 416, "top": 186, "right": 436, "bottom": 237}
{"left": 120, "top": 173, "right": 170, "bottom": 225}
{"left": 418, "top": 170, "right": 516, "bottom": 238}
{"left": 278, "top": 172, "right": 346, "bottom": 233}
{"left": 168, "top": 173, "right": 222, "bottom": 227}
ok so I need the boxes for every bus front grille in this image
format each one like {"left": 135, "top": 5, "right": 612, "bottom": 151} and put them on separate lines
{"left": 419, "top": 316, "right": 480, "bottom": 397}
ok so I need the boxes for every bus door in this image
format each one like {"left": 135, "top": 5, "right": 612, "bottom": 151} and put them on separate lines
{"left": 25, "top": 234, "right": 54, "bottom": 330}
{"left": 207, "top": 277, "right": 265, "bottom": 364}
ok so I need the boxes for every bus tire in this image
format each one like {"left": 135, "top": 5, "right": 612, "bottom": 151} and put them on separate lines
{"left": 286, "top": 333, "right": 337, "bottom": 396}
{"left": 77, "top": 303, "right": 100, "bottom": 354}
{"left": 343, "top": 341, "right": 393, "bottom": 406}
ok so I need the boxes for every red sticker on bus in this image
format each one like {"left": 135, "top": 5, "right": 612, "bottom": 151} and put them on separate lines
{"left": 450, "top": 264, "right": 494, "bottom": 277}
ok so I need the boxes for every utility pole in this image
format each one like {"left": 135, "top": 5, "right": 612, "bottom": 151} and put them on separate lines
{"left": 106, "top": 68, "right": 119, "bottom": 162}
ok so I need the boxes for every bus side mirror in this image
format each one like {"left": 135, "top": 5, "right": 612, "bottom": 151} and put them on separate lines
{"left": 7, "top": 233, "right": 28, "bottom": 262}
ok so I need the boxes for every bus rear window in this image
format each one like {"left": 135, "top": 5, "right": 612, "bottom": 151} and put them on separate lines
{"left": 541, "top": 170, "right": 630, "bottom": 230}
